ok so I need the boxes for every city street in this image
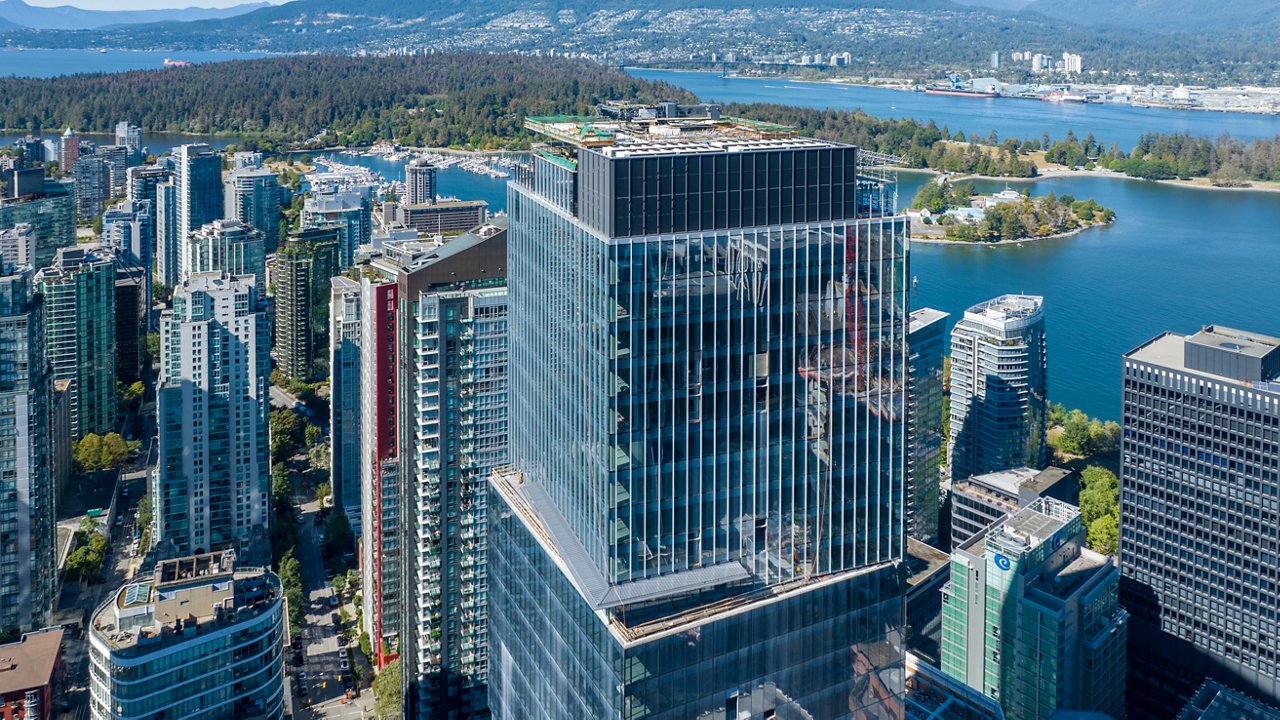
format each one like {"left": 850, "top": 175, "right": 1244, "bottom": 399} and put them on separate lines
{"left": 290, "top": 498, "right": 372, "bottom": 719}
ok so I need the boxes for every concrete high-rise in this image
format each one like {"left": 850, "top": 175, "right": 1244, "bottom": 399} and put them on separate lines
{"left": 0, "top": 258, "right": 56, "bottom": 637}
{"left": 58, "top": 128, "right": 78, "bottom": 172}
{"left": 185, "top": 219, "right": 267, "bottom": 296}
{"left": 948, "top": 295, "right": 1047, "bottom": 482}
{"left": 0, "top": 224, "right": 34, "bottom": 269}
{"left": 302, "top": 188, "right": 371, "bottom": 269}
{"left": 489, "top": 105, "right": 910, "bottom": 720}
{"left": 114, "top": 121, "right": 143, "bottom": 166}
{"left": 405, "top": 158, "right": 437, "bottom": 205}
{"left": 908, "top": 307, "right": 948, "bottom": 547}
{"left": 273, "top": 226, "right": 339, "bottom": 381}
{"left": 72, "top": 155, "right": 110, "bottom": 220}
{"left": 1121, "top": 326, "right": 1280, "bottom": 716}
{"left": 391, "top": 222, "right": 509, "bottom": 718}
{"left": 224, "top": 161, "right": 282, "bottom": 249}
{"left": 174, "top": 144, "right": 225, "bottom": 284}
{"left": 34, "top": 245, "right": 117, "bottom": 437}
{"left": 155, "top": 179, "right": 179, "bottom": 290}
{"left": 941, "top": 497, "right": 1128, "bottom": 720}
{"left": 97, "top": 145, "right": 130, "bottom": 198}
{"left": 329, "top": 276, "right": 363, "bottom": 516}
{"left": 153, "top": 272, "right": 271, "bottom": 561}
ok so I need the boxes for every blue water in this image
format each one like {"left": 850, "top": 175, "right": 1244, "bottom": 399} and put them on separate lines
{"left": 310, "top": 151, "right": 512, "bottom": 213}
{"left": 0, "top": 49, "right": 276, "bottom": 78}
{"left": 628, "top": 69, "right": 1280, "bottom": 149}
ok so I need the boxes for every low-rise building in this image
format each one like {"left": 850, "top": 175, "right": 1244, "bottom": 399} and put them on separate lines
{"left": 949, "top": 466, "right": 1075, "bottom": 550}
{"left": 905, "top": 538, "right": 951, "bottom": 668}
{"left": 397, "top": 200, "right": 487, "bottom": 234}
{"left": 0, "top": 628, "right": 63, "bottom": 720}
{"left": 88, "top": 551, "right": 284, "bottom": 720}
{"left": 1177, "top": 679, "right": 1280, "bottom": 720}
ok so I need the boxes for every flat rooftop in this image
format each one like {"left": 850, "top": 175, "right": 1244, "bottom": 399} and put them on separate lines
{"left": 0, "top": 628, "right": 63, "bottom": 695}
{"left": 908, "top": 307, "right": 949, "bottom": 334}
{"left": 905, "top": 538, "right": 950, "bottom": 587}
{"left": 965, "top": 294, "right": 1043, "bottom": 323}
{"left": 1188, "top": 325, "right": 1280, "bottom": 360}
{"left": 985, "top": 497, "right": 1078, "bottom": 555}
{"left": 525, "top": 103, "right": 845, "bottom": 157}
{"left": 1178, "top": 679, "right": 1280, "bottom": 720}
{"left": 1030, "top": 546, "right": 1108, "bottom": 601}
{"left": 92, "top": 550, "right": 278, "bottom": 656}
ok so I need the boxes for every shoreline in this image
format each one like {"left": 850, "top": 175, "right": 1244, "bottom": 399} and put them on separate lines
{"left": 911, "top": 166, "right": 1280, "bottom": 196}
{"left": 631, "top": 66, "right": 1280, "bottom": 119}
{"left": 911, "top": 219, "right": 1111, "bottom": 247}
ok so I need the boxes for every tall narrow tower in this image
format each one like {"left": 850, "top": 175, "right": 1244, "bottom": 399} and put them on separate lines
{"left": 948, "top": 294, "right": 1047, "bottom": 482}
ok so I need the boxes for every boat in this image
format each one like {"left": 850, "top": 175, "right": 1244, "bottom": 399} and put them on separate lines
{"left": 163, "top": 58, "right": 191, "bottom": 67}
{"left": 98, "top": 49, "right": 108, "bottom": 54}
{"left": 925, "top": 86, "right": 999, "bottom": 98}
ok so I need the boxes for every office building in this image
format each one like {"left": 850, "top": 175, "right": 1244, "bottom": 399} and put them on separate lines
{"left": 97, "top": 144, "right": 130, "bottom": 198}
{"left": 273, "top": 226, "right": 339, "bottom": 381}
{"left": 1121, "top": 326, "right": 1280, "bottom": 714}
{"left": 115, "top": 121, "right": 143, "bottom": 165}
{"left": 1177, "top": 679, "right": 1280, "bottom": 720}
{"left": 302, "top": 189, "right": 371, "bottom": 268}
{"left": 225, "top": 162, "right": 282, "bottom": 249}
{"left": 908, "top": 307, "right": 949, "bottom": 546}
{"left": 0, "top": 178, "right": 74, "bottom": 268}
{"left": 941, "top": 498, "right": 1127, "bottom": 720}
{"left": 58, "top": 128, "right": 78, "bottom": 172}
{"left": 185, "top": 219, "right": 267, "bottom": 296}
{"left": 949, "top": 295, "right": 1047, "bottom": 482}
{"left": 115, "top": 260, "right": 148, "bottom": 386}
{"left": 153, "top": 273, "right": 271, "bottom": 561}
{"left": 0, "top": 628, "right": 63, "bottom": 720}
{"left": 34, "top": 245, "right": 117, "bottom": 437}
{"left": 949, "top": 466, "right": 1075, "bottom": 549}
{"left": 489, "top": 105, "right": 910, "bottom": 720}
{"left": 393, "top": 221, "right": 508, "bottom": 717}
{"left": 88, "top": 551, "right": 285, "bottom": 720}
{"left": 0, "top": 260, "right": 56, "bottom": 637}
{"left": 175, "top": 144, "right": 225, "bottom": 285}
{"left": 0, "top": 223, "right": 35, "bottom": 268}
{"left": 329, "top": 276, "right": 363, "bottom": 516}
{"left": 405, "top": 158, "right": 437, "bottom": 205}
{"left": 397, "top": 200, "right": 487, "bottom": 235}
{"left": 72, "top": 155, "right": 110, "bottom": 220}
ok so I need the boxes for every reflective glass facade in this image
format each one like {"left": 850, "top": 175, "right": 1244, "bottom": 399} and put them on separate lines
{"left": 490, "top": 485, "right": 906, "bottom": 720}
{"left": 493, "top": 111, "right": 910, "bottom": 720}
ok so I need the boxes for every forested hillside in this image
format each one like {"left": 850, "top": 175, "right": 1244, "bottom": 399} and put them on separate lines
{"left": 0, "top": 54, "right": 695, "bottom": 149}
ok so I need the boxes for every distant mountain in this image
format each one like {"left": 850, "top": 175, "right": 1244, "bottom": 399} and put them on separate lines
{"left": 0, "top": 0, "right": 271, "bottom": 31}
{"left": 1021, "top": 0, "right": 1280, "bottom": 32}
{"left": 0, "top": 13, "right": 22, "bottom": 30}
{"left": 949, "top": 0, "right": 1034, "bottom": 10}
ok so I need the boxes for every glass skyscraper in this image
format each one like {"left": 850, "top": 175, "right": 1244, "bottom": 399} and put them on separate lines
{"left": 907, "top": 307, "right": 948, "bottom": 547}
{"left": 489, "top": 104, "right": 910, "bottom": 720}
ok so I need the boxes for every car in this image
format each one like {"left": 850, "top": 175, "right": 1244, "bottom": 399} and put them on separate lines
{"left": 296, "top": 514, "right": 306, "bottom": 524}
{"left": 338, "top": 647, "right": 348, "bottom": 659}
{"left": 331, "top": 613, "right": 341, "bottom": 625}
{"left": 324, "top": 568, "right": 335, "bottom": 580}
{"left": 340, "top": 659, "right": 350, "bottom": 671}
{"left": 329, "top": 595, "right": 340, "bottom": 608}
{"left": 297, "top": 682, "right": 307, "bottom": 696}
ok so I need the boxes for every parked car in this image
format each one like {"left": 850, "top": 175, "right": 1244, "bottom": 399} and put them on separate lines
{"left": 340, "top": 659, "right": 350, "bottom": 671}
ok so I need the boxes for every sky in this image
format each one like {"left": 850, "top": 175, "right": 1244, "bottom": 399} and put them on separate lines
{"left": 20, "top": 0, "right": 287, "bottom": 10}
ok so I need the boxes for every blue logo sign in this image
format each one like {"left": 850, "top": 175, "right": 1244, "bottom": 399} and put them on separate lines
{"left": 993, "top": 554, "right": 1012, "bottom": 571}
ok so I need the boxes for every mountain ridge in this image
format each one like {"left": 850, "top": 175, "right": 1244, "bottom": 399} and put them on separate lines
{"left": 0, "top": 0, "right": 271, "bottom": 30}
{"left": 1021, "top": 0, "right": 1280, "bottom": 32}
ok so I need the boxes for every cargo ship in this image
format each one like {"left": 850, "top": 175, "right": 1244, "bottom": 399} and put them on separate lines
{"left": 924, "top": 85, "right": 999, "bottom": 98}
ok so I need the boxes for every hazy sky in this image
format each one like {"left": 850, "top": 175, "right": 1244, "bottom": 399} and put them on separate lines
{"left": 22, "top": 0, "right": 288, "bottom": 10}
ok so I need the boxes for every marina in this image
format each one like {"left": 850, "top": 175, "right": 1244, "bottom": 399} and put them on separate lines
{"left": 339, "top": 144, "right": 516, "bottom": 179}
